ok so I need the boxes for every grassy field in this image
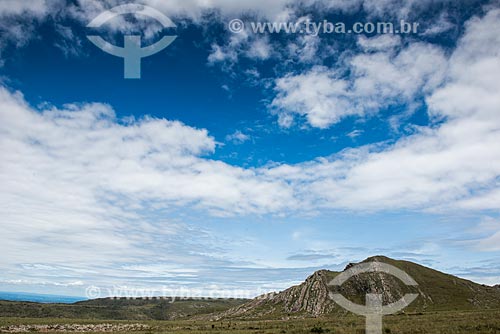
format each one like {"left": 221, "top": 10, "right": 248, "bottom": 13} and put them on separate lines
{"left": 0, "top": 298, "right": 248, "bottom": 321}
{"left": 1, "top": 309, "right": 500, "bottom": 333}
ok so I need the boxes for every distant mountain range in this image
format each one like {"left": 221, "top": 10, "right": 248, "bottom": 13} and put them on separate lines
{"left": 1, "top": 256, "right": 499, "bottom": 320}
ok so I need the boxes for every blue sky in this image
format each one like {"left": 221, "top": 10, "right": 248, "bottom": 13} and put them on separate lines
{"left": 0, "top": 0, "right": 500, "bottom": 299}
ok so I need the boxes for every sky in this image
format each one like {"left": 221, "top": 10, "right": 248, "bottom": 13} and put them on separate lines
{"left": 0, "top": 0, "right": 500, "bottom": 299}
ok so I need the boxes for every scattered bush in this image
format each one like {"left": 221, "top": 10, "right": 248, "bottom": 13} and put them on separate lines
{"left": 310, "top": 325, "right": 330, "bottom": 333}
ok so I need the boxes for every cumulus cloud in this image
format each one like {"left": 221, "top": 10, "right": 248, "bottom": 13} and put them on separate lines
{"left": 0, "top": 85, "right": 301, "bottom": 290}
{"left": 267, "top": 9, "right": 500, "bottom": 212}
{"left": 271, "top": 67, "right": 354, "bottom": 128}
{"left": 208, "top": 30, "right": 275, "bottom": 66}
{"left": 0, "top": 88, "right": 299, "bottom": 220}
{"left": 0, "top": 85, "right": 305, "bottom": 295}
{"left": 271, "top": 41, "right": 447, "bottom": 128}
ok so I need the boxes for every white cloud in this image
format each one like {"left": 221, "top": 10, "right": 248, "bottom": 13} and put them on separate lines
{"left": 0, "top": 0, "right": 66, "bottom": 66}
{"left": 347, "top": 129, "right": 363, "bottom": 139}
{"left": 271, "top": 41, "right": 447, "bottom": 128}
{"left": 208, "top": 44, "right": 236, "bottom": 64}
{"left": 0, "top": 0, "right": 52, "bottom": 17}
{"left": 208, "top": 31, "right": 274, "bottom": 66}
{"left": 360, "top": 0, "right": 446, "bottom": 19}
{"left": 286, "top": 34, "right": 322, "bottom": 63}
{"left": 271, "top": 67, "right": 354, "bottom": 128}
{"left": 357, "top": 34, "right": 401, "bottom": 51}
{"left": 226, "top": 130, "right": 251, "bottom": 144}
{"left": 0, "top": 88, "right": 299, "bottom": 221}
{"left": 62, "top": 0, "right": 453, "bottom": 24}
{"left": 246, "top": 37, "right": 273, "bottom": 60}
{"left": 70, "top": 0, "right": 356, "bottom": 23}
{"left": 0, "top": 85, "right": 303, "bottom": 291}
{"left": 267, "top": 9, "right": 500, "bottom": 212}
{"left": 421, "top": 12, "right": 456, "bottom": 36}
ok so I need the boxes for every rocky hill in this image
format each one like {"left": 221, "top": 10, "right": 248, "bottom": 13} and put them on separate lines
{"left": 209, "top": 256, "right": 500, "bottom": 320}
{"left": 2, "top": 256, "right": 498, "bottom": 321}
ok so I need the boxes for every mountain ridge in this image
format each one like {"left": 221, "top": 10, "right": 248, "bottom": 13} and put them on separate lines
{"left": 205, "top": 255, "right": 500, "bottom": 320}
{"left": 1, "top": 256, "right": 498, "bottom": 321}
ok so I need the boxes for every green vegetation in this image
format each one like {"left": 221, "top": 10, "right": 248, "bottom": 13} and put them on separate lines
{"left": 1, "top": 257, "right": 499, "bottom": 333}
{"left": 1, "top": 310, "right": 500, "bottom": 333}
{"left": 0, "top": 298, "right": 247, "bottom": 320}
{"left": 213, "top": 256, "right": 500, "bottom": 320}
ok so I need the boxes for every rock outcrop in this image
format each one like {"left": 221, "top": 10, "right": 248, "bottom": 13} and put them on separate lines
{"left": 209, "top": 256, "right": 500, "bottom": 320}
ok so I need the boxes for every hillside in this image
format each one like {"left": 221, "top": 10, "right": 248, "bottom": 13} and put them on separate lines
{"left": 2, "top": 256, "right": 499, "bottom": 321}
{"left": 0, "top": 298, "right": 247, "bottom": 320}
{"left": 209, "top": 256, "right": 500, "bottom": 320}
